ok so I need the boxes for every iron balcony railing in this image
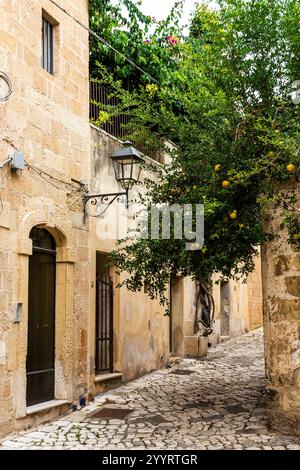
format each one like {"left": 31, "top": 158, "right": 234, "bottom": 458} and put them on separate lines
{"left": 90, "top": 80, "right": 130, "bottom": 140}
{"left": 89, "top": 81, "right": 163, "bottom": 162}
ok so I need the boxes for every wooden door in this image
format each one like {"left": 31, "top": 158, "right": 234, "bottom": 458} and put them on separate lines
{"left": 26, "top": 228, "right": 56, "bottom": 406}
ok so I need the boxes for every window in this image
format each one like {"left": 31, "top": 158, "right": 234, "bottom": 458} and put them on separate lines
{"left": 42, "top": 17, "right": 54, "bottom": 74}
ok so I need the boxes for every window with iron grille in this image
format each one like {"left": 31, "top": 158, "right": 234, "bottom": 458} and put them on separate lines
{"left": 42, "top": 17, "right": 54, "bottom": 74}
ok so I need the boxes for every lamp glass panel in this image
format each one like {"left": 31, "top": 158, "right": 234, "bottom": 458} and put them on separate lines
{"left": 111, "top": 149, "right": 143, "bottom": 185}
{"left": 122, "top": 157, "right": 134, "bottom": 180}
{"left": 112, "top": 159, "right": 120, "bottom": 181}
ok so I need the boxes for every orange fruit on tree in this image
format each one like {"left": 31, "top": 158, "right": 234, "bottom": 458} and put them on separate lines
{"left": 222, "top": 180, "right": 231, "bottom": 189}
{"left": 287, "top": 164, "right": 296, "bottom": 174}
{"left": 229, "top": 210, "right": 238, "bottom": 220}
{"left": 215, "top": 164, "right": 221, "bottom": 172}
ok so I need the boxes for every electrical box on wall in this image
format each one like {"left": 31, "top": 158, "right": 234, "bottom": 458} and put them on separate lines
{"left": 10, "top": 151, "right": 25, "bottom": 171}
{"left": 12, "top": 303, "right": 23, "bottom": 323}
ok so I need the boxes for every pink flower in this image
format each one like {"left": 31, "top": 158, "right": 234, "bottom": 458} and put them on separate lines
{"left": 168, "top": 35, "right": 179, "bottom": 46}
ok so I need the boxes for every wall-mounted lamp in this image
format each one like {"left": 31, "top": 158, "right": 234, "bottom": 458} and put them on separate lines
{"left": 110, "top": 143, "right": 144, "bottom": 190}
{"left": 83, "top": 142, "right": 144, "bottom": 222}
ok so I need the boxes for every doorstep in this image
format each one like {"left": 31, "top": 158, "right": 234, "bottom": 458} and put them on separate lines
{"left": 26, "top": 399, "right": 69, "bottom": 416}
{"left": 94, "top": 373, "right": 123, "bottom": 384}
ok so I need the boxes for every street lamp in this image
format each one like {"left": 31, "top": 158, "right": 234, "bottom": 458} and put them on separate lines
{"left": 110, "top": 142, "right": 144, "bottom": 190}
{"left": 83, "top": 142, "right": 144, "bottom": 222}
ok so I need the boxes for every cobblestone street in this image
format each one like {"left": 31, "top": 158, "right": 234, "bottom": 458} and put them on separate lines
{"left": 2, "top": 329, "right": 300, "bottom": 450}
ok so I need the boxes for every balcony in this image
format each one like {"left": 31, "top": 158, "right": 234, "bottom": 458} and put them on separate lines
{"left": 89, "top": 81, "right": 164, "bottom": 163}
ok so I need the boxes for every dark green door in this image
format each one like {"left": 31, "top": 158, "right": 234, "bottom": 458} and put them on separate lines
{"left": 26, "top": 228, "right": 56, "bottom": 406}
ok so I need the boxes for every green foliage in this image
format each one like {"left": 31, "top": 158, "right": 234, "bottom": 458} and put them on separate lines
{"left": 89, "top": 0, "right": 185, "bottom": 86}
{"left": 91, "top": 0, "right": 300, "bottom": 306}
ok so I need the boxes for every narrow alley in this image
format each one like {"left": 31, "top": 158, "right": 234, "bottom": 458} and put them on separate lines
{"left": 2, "top": 329, "right": 300, "bottom": 450}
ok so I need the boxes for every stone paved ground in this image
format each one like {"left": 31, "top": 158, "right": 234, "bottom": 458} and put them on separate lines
{"left": 2, "top": 329, "right": 300, "bottom": 450}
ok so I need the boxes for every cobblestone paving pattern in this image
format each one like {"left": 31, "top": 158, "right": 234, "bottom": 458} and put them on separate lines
{"left": 2, "top": 329, "right": 300, "bottom": 450}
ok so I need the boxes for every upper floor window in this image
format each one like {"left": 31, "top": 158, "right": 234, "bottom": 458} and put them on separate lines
{"left": 42, "top": 17, "right": 54, "bottom": 74}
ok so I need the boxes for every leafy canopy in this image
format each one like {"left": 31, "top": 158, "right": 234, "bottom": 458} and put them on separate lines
{"left": 89, "top": 0, "right": 185, "bottom": 86}
{"left": 90, "top": 0, "right": 300, "bottom": 306}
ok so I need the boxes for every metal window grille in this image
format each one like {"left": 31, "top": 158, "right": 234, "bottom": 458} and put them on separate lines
{"left": 42, "top": 18, "right": 54, "bottom": 74}
{"left": 95, "top": 274, "right": 114, "bottom": 373}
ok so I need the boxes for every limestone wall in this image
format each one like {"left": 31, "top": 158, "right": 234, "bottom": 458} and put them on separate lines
{"left": 0, "top": 0, "right": 89, "bottom": 437}
{"left": 247, "top": 252, "right": 263, "bottom": 331}
{"left": 212, "top": 257, "right": 263, "bottom": 340}
{"left": 262, "top": 193, "right": 300, "bottom": 435}
{"left": 88, "top": 126, "right": 170, "bottom": 389}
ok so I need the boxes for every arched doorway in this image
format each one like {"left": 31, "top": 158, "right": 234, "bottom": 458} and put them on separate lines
{"left": 26, "top": 227, "right": 56, "bottom": 406}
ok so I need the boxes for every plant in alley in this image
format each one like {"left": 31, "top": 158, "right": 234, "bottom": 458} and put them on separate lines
{"left": 91, "top": 0, "right": 300, "bottom": 307}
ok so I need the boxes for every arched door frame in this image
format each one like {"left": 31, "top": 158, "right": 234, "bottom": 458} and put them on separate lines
{"left": 26, "top": 227, "right": 57, "bottom": 406}
{"left": 14, "top": 209, "right": 75, "bottom": 418}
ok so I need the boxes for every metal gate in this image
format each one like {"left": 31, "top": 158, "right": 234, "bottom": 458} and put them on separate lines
{"left": 95, "top": 274, "right": 113, "bottom": 374}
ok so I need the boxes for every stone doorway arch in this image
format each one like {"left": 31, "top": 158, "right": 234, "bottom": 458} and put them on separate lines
{"left": 14, "top": 208, "right": 76, "bottom": 418}
{"left": 26, "top": 227, "right": 57, "bottom": 406}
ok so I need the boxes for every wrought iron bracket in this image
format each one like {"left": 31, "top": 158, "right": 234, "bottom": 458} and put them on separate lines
{"left": 0, "top": 71, "right": 13, "bottom": 102}
{"left": 83, "top": 189, "right": 129, "bottom": 223}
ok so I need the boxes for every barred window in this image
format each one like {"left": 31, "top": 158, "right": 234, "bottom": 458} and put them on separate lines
{"left": 42, "top": 17, "right": 54, "bottom": 74}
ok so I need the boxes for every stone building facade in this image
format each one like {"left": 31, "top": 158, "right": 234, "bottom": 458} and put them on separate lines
{"left": 262, "top": 191, "right": 300, "bottom": 436}
{"left": 0, "top": 0, "right": 90, "bottom": 437}
{"left": 88, "top": 126, "right": 170, "bottom": 395}
{"left": 0, "top": 0, "right": 174, "bottom": 437}
{"left": 0, "top": 0, "right": 264, "bottom": 440}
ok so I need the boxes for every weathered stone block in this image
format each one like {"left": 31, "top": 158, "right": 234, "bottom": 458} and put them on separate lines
{"left": 208, "top": 333, "right": 219, "bottom": 348}
{"left": 274, "top": 255, "right": 291, "bottom": 276}
{"left": 0, "top": 204, "right": 11, "bottom": 229}
{"left": 292, "top": 254, "right": 300, "bottom": 271}
{"left": 198, "top": 337, "right": 208, "bottom": 357}
{"left": 184, "top": 336, "right": 208, "bottom": 358}
{"left": 285, "top": 276, "right": 300, "bottom": 297}
{"left": 277, "top": 299, "right": 300, "bottom": 321}
{"left": 184, "top": 336, "right": 199, "bottom": 357}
